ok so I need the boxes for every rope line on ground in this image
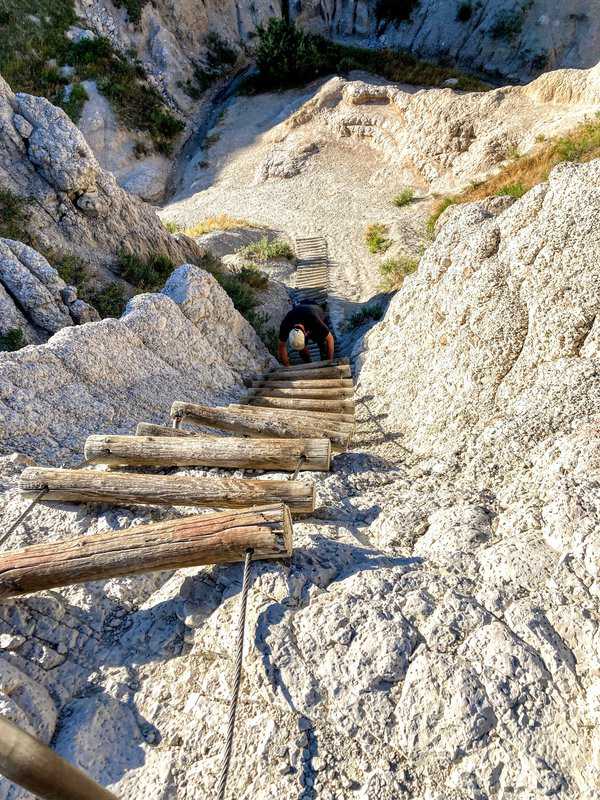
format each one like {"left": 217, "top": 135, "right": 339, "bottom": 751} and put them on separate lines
{"left": 216, "top": 547, "right": 254, "bottom": 800}
{"left": 0, "top": 488, "right": 48, "bottom": 549}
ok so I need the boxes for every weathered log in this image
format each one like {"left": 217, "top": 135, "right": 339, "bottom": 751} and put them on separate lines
{"left": 171, "top": 402, "right": 352, "bottom": 451}
{"left": 135, "top": 422, "right": 197, "bottom": 438}
{"left": 247, "top": 386, "right": 355, "bottom": 400}
{"left": 271, "top": 358, "right": 349, "bottom": 371}
{"left": 268, "top": 366, "right": 352, "bottom": 380}
{"left": 250, "top": 378, "right": 353, "bottom": 389}
{"left": 0, "top": 716, "right": 117, "bottom": 800}
{"left": 84, "top": 435, "right": 331, "bottom": 471}
{"left": 20, "top": 467, "right": 316, "bottom": 514}
{"left": 228, "top": 403, "right": 355, "bottom": 424}
{"left": 246, "top": 395, "right": 355, "bottom": 414}
{"left": 0, "top": 504, "right": 293, "bottom": 599}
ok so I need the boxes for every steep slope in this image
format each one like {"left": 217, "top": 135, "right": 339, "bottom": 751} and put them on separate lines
{"left": 294, "top": 0, "right": 600, "bottom": 81}
{"left": 0, "top": 161, "right": 599, "bottom": 800}
{"left": 0, "top": 76, "right": 205, "bottom": 284}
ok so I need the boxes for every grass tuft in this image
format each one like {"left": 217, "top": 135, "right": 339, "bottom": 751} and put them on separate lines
{"left": 393, "top": 188, "right": 415, "bottom": 207}
{"left": 163, "top": 220, "right": 181, "bottom": 234}
{"left": 426, "top": 197, "right": 456, "bottom": 237}
{"left": 61, "top": 81, "right": 89, "bottom": 122}
{"left": 496, "top": 182, "right": 527, "bottom": 198}
{"left": 237, "top": 265, "right": 269, "bottom": 290}
{"left": 184, "top": 215, "right": 259, "bottom": 238}
{"left": 239, "top": 236, "right": 295, "bottom": 262}
{"left": 118, "top": 251, "right": 175, "bottom": 291}
{"left": 0, "top": 328, "right": 25, "bottom": 352}
{"left": 365, "top": 224, "right": 391, "bottom": 254}
{"left": 379, "top": 255, "right": 419, "bottom": 290}
{"left": 0, "top": 188, "right": 32, "bottom": 242}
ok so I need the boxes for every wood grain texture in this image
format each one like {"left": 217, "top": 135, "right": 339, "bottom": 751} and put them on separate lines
{"left": 84, "top": 435, "right": 331, "bottom": 471}
{"left": 0, "top": 504, "right": 293, "bottom": 599}
{"left": 135, "top": 423, "right": 197, "bottom": 438}
{"left": 171, "top": 402, "right": 352, "bottom": 451}
{"left": 19, "top": 468, "right": 316, "bottom": 514}
{"left": 246, "top": 395, "right": 355, "bottom": 414}
{"left": 250, "top": 378, "right": 353, "bottom": 389}
{"left": 270, "top": 358, "right": 349, "bottom": 371}
{"left": 246, "top": 386, "right": 355, "bottom": 400}
{"left": 228, "top": 403, "right": 355, "bottom": 424}
{"left": 0, "top": 716, "right": 117, "bottom": 800}
{"left": 268, "top": 366, "right": 352, "bottom": 380}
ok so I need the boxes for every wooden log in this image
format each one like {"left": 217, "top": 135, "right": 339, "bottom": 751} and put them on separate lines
{"left": 0, "top": 504, "right": 293, "bottom": 599}
{"left": 250, "top": 378, "right": 353, "bottom": 389}
{"left": 135, "top": 422, "right": 197, "bottom": 438}
{"left": 247, "top": 386, "right": 355, "bottom": 400}
{"left": 171, "top": 402, "right": 352, "bottom": 451}
{"left": 20, "top": 467, "right": 316, "bottom": 514}
{"left": 271, "top": 358, "right": 350, "bottom": 371}
{"left": 246, "top": 395, "right": 355, "bottom": 414}
{"left": 268, "top": 366, "right": 351, "bottom": 380}
{"left": 0, "top": 716, "right": 117, "bottom": 800}
{"left": 228, "top": 403, "right": 355, "bottom": 425}
{"left": 84, "top": 435, "right": 331, "bottom": 471}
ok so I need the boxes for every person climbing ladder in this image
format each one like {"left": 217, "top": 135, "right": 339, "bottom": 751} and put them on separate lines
{"left": 277, "top": 303, "right": 335, "bottom": 366}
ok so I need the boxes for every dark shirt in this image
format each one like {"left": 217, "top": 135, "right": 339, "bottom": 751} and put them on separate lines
{"left": 279, "top": 304, "right": 330, "bottom": 344}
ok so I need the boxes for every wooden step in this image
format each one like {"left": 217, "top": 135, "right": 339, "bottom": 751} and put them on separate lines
{"left": 250, "top": 378, "right": 353, "bottom": 390}
{"left": 228, "top": 404, "right": 355, "bottom": 425}
{"left": 246, "top": 386, "right": 355, "bottom": 400}
{"left": 246, "top": 395, "right": 355, "bottom": 414}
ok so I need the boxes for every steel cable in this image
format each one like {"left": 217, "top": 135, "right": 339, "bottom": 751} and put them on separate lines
{"left": 216, "top": 548, "right": 253, "bottom": 800}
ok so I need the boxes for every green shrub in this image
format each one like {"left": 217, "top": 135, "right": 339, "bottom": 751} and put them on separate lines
{"left": 376, "top": 0, "right": 419, "bottom": 23}
{"left": 216, "top": 272, "right": 258, "bottom": 317}
{"left": 0, "top": 328, "right": 25, "bottom": 352}
{"left": 0, "top": 188, "right": 31, "bottom": 242}
{"left": 254, "top": 18, "right": 326, "bottom": 90}
{"left": 89, "top": 282, "right": 128, "bottom": 318}
{"left": 238, "top": 265, "right": 269, "bottom": 290}
{"left": 56, "top": 254, "right": 88, "bottom": 292}
{"left": 60, "top": 81, "right": 88, "bottom": 122}
{"left": 68, "top": 36, "right": 185, "bottom": 153}
{"left": 113, "top": 0, "right": 148, "bottom": 24}
{"left": 491, "top": 7, "right": 529, "bottom": 39}
{"left": 365, "top": 224, "right": 391, "bottom": 254}
{"left": 496, "top": 182, "right": 526, "bottom": 198}
{"left": 457, "top": 2, "right": 473, "bottom": 22}
{"left": 239, "top": 237, "right": 294, "bottom": 262}
{"left": 118, "top": 251, "right": 175, "bottom": 290}
{"left": 393, "top": 188, "right": 415, "bottom": 207}
{"left": 379, "top": 255, "right": 419, "bottom": 290}
{"left": 346, "top": 304, "right": 384, "bottom": 329}
{"left": 426, "top": 197, "right": 456, "bottom": 237}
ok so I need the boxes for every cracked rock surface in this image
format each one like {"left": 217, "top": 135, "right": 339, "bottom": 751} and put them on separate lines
{"left": 1, "top": 157, "right": 600, "bottom": 798}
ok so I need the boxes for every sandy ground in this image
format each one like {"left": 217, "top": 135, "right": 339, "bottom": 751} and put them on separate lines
{"left": 162, "top": 80, "right": 431, "bottom": 328}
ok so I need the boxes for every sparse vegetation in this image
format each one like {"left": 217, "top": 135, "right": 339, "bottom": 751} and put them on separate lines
{"left": 184, "top": 33, "right": 238, "bottom": 97}
{"left": 457, "top": 2, "right": 473, "bottom": 22}
{"left": 247, "top": 19, "right": 489, "bottom": 94}
{"left": 239, "top": 237, "right": 295, "bottom": 263}
{"left": 68, "top": 36, "right": 184, "bottom": 154}
{"left": 365, "top": 224, "right": 391, "bottom": 255}
{"left": 376, "top": 0, "right": 420, "bottom": 24}
{"left": 0, "top": 328, "right": 25, "bottom": 352}
{"left": 89, "top": 282, "right": 128, "bottom": 318}
{"left": 490, "top": 4, "right": 531, "bottom": 40}
{"left": 393, "top": 188, "right": 415, "bottom": 207}
{"left": 61, "top": 81, "right": 89, "bottom": 122}
{"left": 163, "top": 220, "right": 181, "bottom": 234}
{"left": 496, "top": 182, "right": 526, "bottom": 198}
{"left": 118, "top": 251, "right": 175, "bottom": 291}
{"left": 0, "top": 188, "right": 31, "bottom": 242}
{"left": 379, "top": 255, "right": 419, "bottom": 290}
{"left": 112, "top": 0, "right": 148, "bottom": 24}
{"left": 346, "top": 303, "right": 384, "bottom": 329}
{"left": 426, "top": 197, "right": 456, "bottom": 237}
{"left": 184, "top": 215, "right": 259, "bottom": 238}
{"left": 237, "top": 265, "right": 269, "bottom": 290}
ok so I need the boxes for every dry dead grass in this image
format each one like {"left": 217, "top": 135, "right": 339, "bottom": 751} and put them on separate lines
{"left": 184, "top": 214, "right": 262, "bottom": 237}
{"left": 428, "top": 113, "right": 600, "bottom": 233}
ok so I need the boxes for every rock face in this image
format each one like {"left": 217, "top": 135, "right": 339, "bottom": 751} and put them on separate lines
{"left": 0, "top": 264, "right": 274, "bottom": 465}
{"left": 293, "top": 0, "right": 600, "bottom": 82}
{"left": 1, "top": 160, "right": 600, "bottom": 800}
{"left": 0, "top": 75, "right": 206, "bottom": 284}
{"left": 0, "top": 239, "right": 100, "bottom": 346}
